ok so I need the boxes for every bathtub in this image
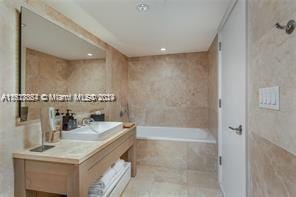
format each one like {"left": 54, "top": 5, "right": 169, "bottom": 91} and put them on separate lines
{"left": 136, "top": 126, "right": 218, "bottom": 172}
{"left": 136, "top": 126, "right": 216, "bottom": 144}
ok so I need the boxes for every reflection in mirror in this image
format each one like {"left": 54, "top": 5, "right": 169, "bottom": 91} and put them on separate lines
{"left": 20, "top": 7, "right": 106, "bottom": 122}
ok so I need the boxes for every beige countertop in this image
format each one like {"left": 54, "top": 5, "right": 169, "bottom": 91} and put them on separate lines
{"left": 13, "top": 127, "right": 135, "bottom": 165}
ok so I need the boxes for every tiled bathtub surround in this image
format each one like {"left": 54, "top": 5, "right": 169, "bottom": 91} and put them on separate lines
{"left": 132, "top": 137, "right": 219, "bottom": 197}
{"left": 248, "top": 0, "right": 296, "bottom": 196}
{"left": 128, "top": 52, "right": 209, "bottom": 128}
{"left": 137, "top": 139, "right": 217, "bottom": 173}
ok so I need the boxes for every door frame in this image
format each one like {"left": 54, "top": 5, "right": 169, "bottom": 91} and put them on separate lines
{"left": 217, "top": 0, "right": 248, "bottom": 196}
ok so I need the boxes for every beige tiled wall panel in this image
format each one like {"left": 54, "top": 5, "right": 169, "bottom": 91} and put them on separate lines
{"left": 208, "top": 36, "right": 219, "bottom": 140}
{"left": 248, "top": 0, "right": 296, "bottom": 196}
{"left": 128, "top": 52, "right": 209, "bottom": 128}
{"left": 25, "top": 48, "right": 106, "bottom": 120}
{"left": 105, "top": 46, "right": 129, "bottom": 122}
{"left": 249, "top": 133, "right": 296, "bottom": 197}
{"left": 66, "top": 58, "right": 106, "bottom": 113}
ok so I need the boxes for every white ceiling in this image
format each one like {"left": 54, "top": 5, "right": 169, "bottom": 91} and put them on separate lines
{"left": 22, "top": 7, "right": 106, "bottom": 60}
{"left": 69, "top": 0, "right": 232, "bottom": 57}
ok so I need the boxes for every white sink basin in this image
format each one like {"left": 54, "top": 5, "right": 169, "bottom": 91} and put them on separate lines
{"left": 62, "top": 122, "right": 123, "bottom": 141}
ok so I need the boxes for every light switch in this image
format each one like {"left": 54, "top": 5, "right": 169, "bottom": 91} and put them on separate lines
{"left": 259, "top": 86, "right": 280, "bottom": 110}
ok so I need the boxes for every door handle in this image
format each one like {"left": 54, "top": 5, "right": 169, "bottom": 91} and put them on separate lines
{"left": 228, "top": 125, "right": 242, "bottom": 135}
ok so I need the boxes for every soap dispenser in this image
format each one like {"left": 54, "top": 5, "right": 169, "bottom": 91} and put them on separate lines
{"left": 55, "top": 109, "right": 62, "bottom": 131}
{"left": 62, "top": 109, "right": 71, "bottom": 131}
{"left": 69, "top": 113, "right": 78, "bottom": 129}
{"left": 62, "top": 110, "right": 78, "bottom": 131}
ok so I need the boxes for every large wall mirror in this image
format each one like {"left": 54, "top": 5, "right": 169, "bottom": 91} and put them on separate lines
{"left": 20, "top": 7, "right": 106, "bottom": 122}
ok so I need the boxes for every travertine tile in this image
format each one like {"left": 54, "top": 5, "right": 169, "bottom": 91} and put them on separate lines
{"left": 128, "top": 105, "right": 146, "bottom": 125}
{"left": 122, "top": 178, "right": 152, "bottom": 197}
{"left": 133, "top": 164, "right": 156, "bottom": 182}
{"left": 25, "top": 48, "right": 106, "bottom": 120}
{"left": 137, "top": 139, "right": 187, "bottom": 170}
{"left": 163, "top": 106, "right": 208, "bottom": 128}
{"left": 152, "top": 166, "right": 187, "bottom": 185}
{"left": 105, "top": 47, "right": 129, "bottom": 122}
{"left": 207, "top": 36, "right": 218, "bottom": 140}
{"left": 122, "top": 164, "right": 221, "bottom": 197}
{"left": 248, "top": 0, "right": 296, "bottom": 157}
{"left": 25, "top": 49, "right": 69, "bottom": 120}
{"left": 122, "top": 190, "right": 150, "bottom": 197}
{"left": 187, "top": 187, "right": 223, "bottom": 197}
{"left": 137, "top": 139, "right": 218, "bottom": 173}
{"left": 67, "top": 58, "right": 106, "bottom": 113}
{"left": 122, "top": 165, "right": 187, "bottom": 197}
{"left": 0, "top": 1, "right": 22, "bottom": 196}
{"left": 249, "top": 133, "right": 296, "bottom": 197}
{"left": 186, "top": 170, "right": 219, "bottom": 190}
{"left": 186, "top": 142, "right": 217, "bottom": 172}
{"left": 248, "top": 0, "right": 296, "bottom": 196}
{"left": 150, "top": 182, "right": 188, "bottom": 197}
{"left": 128, "top": 52, "right": 209, "bottom": 128}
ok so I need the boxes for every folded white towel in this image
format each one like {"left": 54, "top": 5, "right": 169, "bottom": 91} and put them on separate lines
{"left": 112, "top": 159, "right": 125, "bottom": 173}
{"left": 89, "top": 187, "right": 105, "bottom": 196}
{"left": 88, "top": 160, "right": 125, "bottom": 197}
{"left": 88, "top": 194, "right": 100, "bottom": 197}
{"left": 97, "top": 167, "right": 116, "bottom": 189}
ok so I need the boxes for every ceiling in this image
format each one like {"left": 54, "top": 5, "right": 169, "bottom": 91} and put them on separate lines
{"left": 22, "top": 7, "right": 106, "bottom": 60}
{"left": 70, "top": 0, "right": 232, "bottom": 57}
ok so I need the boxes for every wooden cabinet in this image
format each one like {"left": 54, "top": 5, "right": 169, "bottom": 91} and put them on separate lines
{"left": 14, "top": 127, "right": 136, "bottom": 197}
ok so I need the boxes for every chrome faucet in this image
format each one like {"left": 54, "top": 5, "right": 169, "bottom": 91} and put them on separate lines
{"left": 81, "top": 117, "right": 94, "bottom": 126}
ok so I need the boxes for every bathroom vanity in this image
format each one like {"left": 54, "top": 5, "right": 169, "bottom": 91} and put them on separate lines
{"left": 13, "top": 126, "right": 136, "bottom": 197}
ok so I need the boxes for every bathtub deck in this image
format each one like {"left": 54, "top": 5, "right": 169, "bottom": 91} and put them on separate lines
{"left": 122, "top": 164, "right": 222, "bottom": 197}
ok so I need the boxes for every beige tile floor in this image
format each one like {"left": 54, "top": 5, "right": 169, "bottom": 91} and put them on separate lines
{"left": 122, "top": 165, "right": 223, "bottom": 197}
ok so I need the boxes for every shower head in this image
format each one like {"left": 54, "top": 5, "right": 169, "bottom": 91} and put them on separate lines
{"left": 275, "top": 19, "right": 296, "bottom": 34}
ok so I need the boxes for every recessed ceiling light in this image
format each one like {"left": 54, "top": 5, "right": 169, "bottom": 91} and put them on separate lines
{"left": 137, "top": 3, "right": 149, "bottom": 12}
{"left": 87, "top": 53, "right": 93, "bottom": 57}
{"left": 160, "top": 48, "right": 167, "bottom": 52}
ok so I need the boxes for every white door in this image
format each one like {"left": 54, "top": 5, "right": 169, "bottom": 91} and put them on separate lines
{"left": 220, "top": 0, "right": 247, "bottom": 196}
